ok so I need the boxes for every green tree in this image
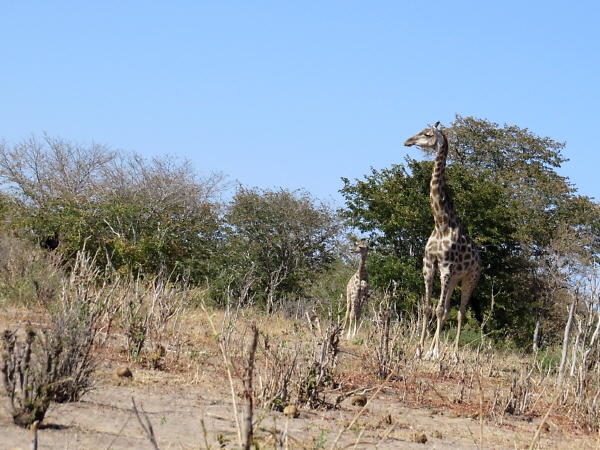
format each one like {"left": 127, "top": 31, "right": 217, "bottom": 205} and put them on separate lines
{"left": 341, "top": 157, "right": 516, "bottom": 324}
{"left": 447, "top": 116, "right": 599, "bottom": 347}
{"left": 341, "top": 116, "right": 600, "bottom": 348}
{"left": 0, "top": 135, "right": 227, "bottom": 281}
{"left": 341, "top": 160, "right": 432, "bottom": 310}
{"left": 216, "top": 187, "right": 345, "bottom": 311}
{"left": 91, "top": 153, "right": 226, "bottom": 281}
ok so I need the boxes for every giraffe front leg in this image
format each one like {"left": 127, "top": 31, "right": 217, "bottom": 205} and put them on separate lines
{"left": 427, "top": 302, "right": 448, "bottom": 360}
{"left": 427, "top": 267, "right": 456, "bottom": 360}
{"left": 345, "top": 289, "right": 353, "bottom": 339}
{"left": 418, "top": 260, "right": 435, "bottom": 358}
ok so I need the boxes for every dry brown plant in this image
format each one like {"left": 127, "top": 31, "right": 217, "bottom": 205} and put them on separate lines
{"left": 131, "top": 396, "right": 160, "bottom": 450}
{"left": 119, "top": 273, "right": 186, "bottom": 369}
{"left": 362, "top": 284, "right": 404, "bottom": 380}
{"left": 257, "top": 332, "right": 301, "bottom": 412}
{"left": 296, "top": 310, "right": 342, "bottom": 409}
{"left": 241, "top": 323, "right": 259, "bottom": 450}
{"left": 0, "top": 250, "right": 112, "bottom": 427}
{"left": 0, "top": 233, "right": 62, "bottom": 307}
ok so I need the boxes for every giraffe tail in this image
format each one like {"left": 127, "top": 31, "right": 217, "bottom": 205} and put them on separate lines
{"left": 470, "top": 295, "right": 483, "bottom": 323}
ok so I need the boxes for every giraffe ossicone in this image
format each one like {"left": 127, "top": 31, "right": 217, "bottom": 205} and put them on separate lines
{"left": 344, "top": 239, "right": 370, "bottom": 340}
{"left": 404, "top": 122, "right": 481, "bottom": 359}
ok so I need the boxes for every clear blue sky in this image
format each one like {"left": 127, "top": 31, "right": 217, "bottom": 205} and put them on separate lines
{"left": 1, "top": 2, "right": 599, "bottom": 205}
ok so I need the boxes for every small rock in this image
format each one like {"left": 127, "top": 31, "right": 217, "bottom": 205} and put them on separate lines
{"left": 411, "top": 432, "right": 427, "bottom": 444}
{"left": 431, "top": 429, "right": 443, "bottom": 439}
{"left": 283, "top": 405, "right": 299, "bottom": 418}
{"left": 350, "top": 394, "right": 367, "bottom": 406}
{"left": 117, "top": 366, "right": 133, "bottom": 378}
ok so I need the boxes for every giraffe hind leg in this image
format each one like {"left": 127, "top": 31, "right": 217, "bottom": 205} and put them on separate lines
{"left": 454, "top": 275, "right": 480, "bottom": 356}
{"left": 352, "top": 289, "right": 366, "bottom": 338}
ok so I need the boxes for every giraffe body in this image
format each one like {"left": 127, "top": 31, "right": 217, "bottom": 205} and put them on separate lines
{"left": 405, "top": 122, "right": 481, "bottom": 359}
{"left": 344, "top": 240, "right": 369, "bottom": 339}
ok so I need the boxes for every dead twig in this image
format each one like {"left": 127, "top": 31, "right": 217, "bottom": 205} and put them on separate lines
{"left": 477, "top": 372, "right": 484, "bottom": 450}
{"left": 528, "top": 394, "right": 558, "bottom": 450}
{"left": 375, "top": 424, "right": 395, "bottom": 449}
{"left": 202, "top": 302, "right": 243, "bottom": 447}
{"left": 334, "top": 386, "right": 377, "bottom": 407}
{"left": 131, "top": 397, "right": 160, "bottom": 450}
{"left": 242, "top": 323, "right": 259, "bottom": 450}
{"left": 30, "top": 420, "right": 39, "bottom": 450}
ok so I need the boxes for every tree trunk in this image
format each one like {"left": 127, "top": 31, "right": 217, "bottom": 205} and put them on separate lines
{"left": 569, "top": 317, "right": 582, "bottom": 378}
{"left": 532, "top": 318, "right": 541, "bottom": 352}
{"left": 556, "top": 295, "right": 577, "bottom": 390}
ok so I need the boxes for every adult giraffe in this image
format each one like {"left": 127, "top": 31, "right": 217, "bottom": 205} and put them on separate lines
{"left": 404, "top": 122, "right": 481, "bottom": 359}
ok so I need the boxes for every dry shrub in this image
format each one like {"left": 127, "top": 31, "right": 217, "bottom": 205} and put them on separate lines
{"left": 118, "top": 274, "right": 186, "bottom": 369}
{"left": 296, "top": 312, "right": 342, "bottom": 408}
{"left": 258, "top": 332, "right": 301, "bottom": 411}
{"left": 0, "top": 233, "right": 61, "bottom": 306}
{"left": 0, "top": 250, "right": 111, "bottom": 427}
{"left": 256, "top": 316, "right": 342, "bottom": 410}
{"left": 497, "top": 363, "right": 537, "bottom": 416}
{"left": 50, "top": 251, "right": 116, "bottom": 402}
{"left": 361, "top": 285, "right": 409, "bottom": 380}
{"left": 554, "top": 288, "right": 600, "bottom": 429}
{"left": 206, "top": 302, "right": 343, "bottom": 413}
{"left": 0, "top": 327, "right": 49, "bottom": 427}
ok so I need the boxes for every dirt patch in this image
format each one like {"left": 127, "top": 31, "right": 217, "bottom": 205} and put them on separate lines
{"left": 1, "top": 364, "right": 595, "bottom": 449}
{"left": 0, "top": 307, "right": 597, "bottom": 449}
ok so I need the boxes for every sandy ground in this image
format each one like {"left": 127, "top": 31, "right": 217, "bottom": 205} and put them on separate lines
{"left": 1, "top": 307, "right": 598, "bottom": 449}
{"left": 2, "top": 361, "right": 597, "bottom": 450}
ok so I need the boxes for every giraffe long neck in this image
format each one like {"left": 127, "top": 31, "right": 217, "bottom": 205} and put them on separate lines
{"left": 357, "top": 254, "right": 368, "bottom": 280}
{"left": 430, "top": 133, "right": 457, "bottom": 231}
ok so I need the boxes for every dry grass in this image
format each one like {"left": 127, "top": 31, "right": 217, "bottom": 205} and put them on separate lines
{"left": 1, "top": 246, "right": 600, "bottom": 447}
{"left": 3, "top": 295, "right": 600, "bottom": 448}
{"left": 176, "top": 301, "right": 600, "bottom": 448}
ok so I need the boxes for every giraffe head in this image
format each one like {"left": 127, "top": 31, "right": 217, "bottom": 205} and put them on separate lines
{"left": 350, "top": 239, "right": 369, "bottom": 257}
{"left": 404, "top": 121, "right": 444, "bottom": 149}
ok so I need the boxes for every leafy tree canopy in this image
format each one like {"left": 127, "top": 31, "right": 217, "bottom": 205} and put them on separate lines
{"left": 0, "top": 134, "right": 228, "bottom": 281}
{"left": 341, "top": 115, "right": 600, "bottom": 347}
{"left": 214, "top": 186, "right": 345, "bottom": 311}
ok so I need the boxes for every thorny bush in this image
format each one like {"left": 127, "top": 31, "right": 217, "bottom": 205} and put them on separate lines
{"left": 0, "top": 251, "right": 109, "bottom": 427}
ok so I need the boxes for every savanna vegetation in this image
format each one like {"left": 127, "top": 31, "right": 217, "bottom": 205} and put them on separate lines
{"left": 342, "top": 116, "right": 600, "bottom": 349}
{"left": 1, "top": 115, "right": 600, "bottom": 448}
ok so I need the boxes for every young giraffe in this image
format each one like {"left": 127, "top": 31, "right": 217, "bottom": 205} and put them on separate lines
{"left": 344, "top": 239, "right": 370, "bottom": 339}
{"left": 404, "top": 122, "right": 481, "bottom": 359}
